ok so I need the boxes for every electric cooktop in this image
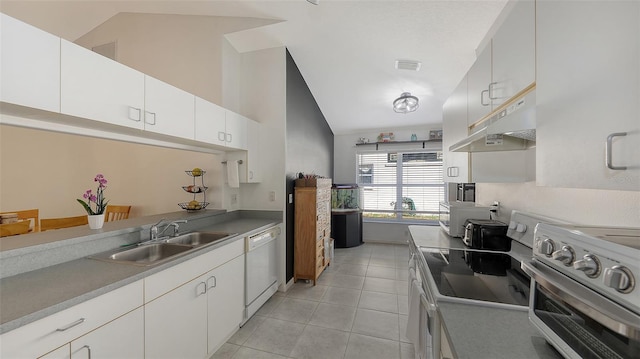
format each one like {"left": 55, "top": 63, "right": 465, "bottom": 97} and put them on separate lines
{"left": 420, "top": 247, "right": 531, "bottom": 307}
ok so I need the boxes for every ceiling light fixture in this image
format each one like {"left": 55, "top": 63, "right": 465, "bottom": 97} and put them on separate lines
{"left": 393, "top": 92, "right": 419, "bottom": 113}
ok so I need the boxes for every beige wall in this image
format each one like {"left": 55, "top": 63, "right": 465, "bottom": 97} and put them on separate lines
{"left": 74, "top": 12, "right": 277, "bottom": 105}
{"left": 0, "top": 125, "right": 223, "bottom": 219}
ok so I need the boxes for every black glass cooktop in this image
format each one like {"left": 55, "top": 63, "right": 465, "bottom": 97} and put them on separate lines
{"left": 420, "top": 248, "right": 530, "bottom": 306}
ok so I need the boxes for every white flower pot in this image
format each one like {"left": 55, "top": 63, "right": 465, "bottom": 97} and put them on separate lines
{"left": 88, "top": 214, "right": 105, "bottom": 230}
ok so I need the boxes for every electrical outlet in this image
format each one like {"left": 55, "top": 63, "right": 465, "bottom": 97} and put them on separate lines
{"left": 269, "top": 191, "right": 276, "bottom": 202}
{"left": 231, "top": 194, "right": 237, "bottom": 205}
{"left": 490, "top": 201, "right": 500, "bottom": 215}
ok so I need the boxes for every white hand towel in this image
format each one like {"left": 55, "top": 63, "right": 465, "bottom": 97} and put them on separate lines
{"left": 227, "top": 160, "right": 240, "bottom": 188}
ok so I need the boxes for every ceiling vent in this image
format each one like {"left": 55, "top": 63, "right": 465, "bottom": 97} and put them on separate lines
{"left": 395, "top": 59, "right": 421, "bottom": 71}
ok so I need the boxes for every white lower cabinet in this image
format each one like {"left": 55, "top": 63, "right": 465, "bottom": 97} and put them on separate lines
{"left": 0, "top": 280, "right": 143, "bottom": 359}
{"left": 70, "top": 308, "right": 144, "bottom": 359}
{"left": 207, "top": 255, "right": 245, "bottom": 353}
{"left": 145, "top": 274, "right": 209, "bottom": 359}
{"left": 144, "top": 240, "right": 245, "bottom": 358}
{"left": 39, "top": 345, "right": 70, "bottom": 359}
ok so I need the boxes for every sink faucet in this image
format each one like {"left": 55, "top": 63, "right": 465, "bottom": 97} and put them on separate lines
{"left": 149, "top": 219, "right": 188, "bottom": 243}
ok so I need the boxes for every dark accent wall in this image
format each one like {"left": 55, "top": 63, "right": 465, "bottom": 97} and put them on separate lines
{"left": 285, "top": 50, "right": 334, "bottom": 282}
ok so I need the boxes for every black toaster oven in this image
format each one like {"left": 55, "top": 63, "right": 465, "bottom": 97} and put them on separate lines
{"left": 462, "top": 219, "right": 510, "bottom": 251}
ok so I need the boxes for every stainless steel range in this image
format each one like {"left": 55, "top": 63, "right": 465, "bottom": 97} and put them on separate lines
{"left": 408, "top": 210, "right": 567, "bottom": 358}
{"left": 522, "top": 224, "right": 640, "bottom": 358}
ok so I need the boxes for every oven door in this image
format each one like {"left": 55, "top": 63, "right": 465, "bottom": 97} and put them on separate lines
{"left": 522, "top": 261, "right": 640, "bottom": 359}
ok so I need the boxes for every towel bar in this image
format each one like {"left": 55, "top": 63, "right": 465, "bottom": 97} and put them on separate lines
{"left": 221, "top": 160, "right": 243, "bottom": 164}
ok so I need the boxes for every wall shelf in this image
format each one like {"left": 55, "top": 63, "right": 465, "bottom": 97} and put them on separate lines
{"left": 355, "top": 139, "right": 442, "bottom": 150}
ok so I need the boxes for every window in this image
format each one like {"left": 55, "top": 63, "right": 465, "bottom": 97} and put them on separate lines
{"left": 357, "top": 150, "right": 444, "bottom": 223}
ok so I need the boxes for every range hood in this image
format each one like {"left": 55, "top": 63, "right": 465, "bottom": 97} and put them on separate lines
{"left": 450, "top": 88, "right": 536, "bottom": 152}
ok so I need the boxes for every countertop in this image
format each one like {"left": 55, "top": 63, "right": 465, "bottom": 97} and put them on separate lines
{"left": 0, "top": 213, "right": 281, "bottom": 334}
{"left": 408, "top": 225, "right": 562, "bottom": 359}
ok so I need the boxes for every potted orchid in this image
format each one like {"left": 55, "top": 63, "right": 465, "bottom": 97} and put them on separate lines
{"left": 77, "top": 174, "right": 109, "bottom": 229}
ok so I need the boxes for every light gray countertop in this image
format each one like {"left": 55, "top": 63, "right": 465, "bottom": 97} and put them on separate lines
{"left": 438, "top": 302, "right": 562, "bottom": 359}
{"left": 408, "top": 225, "right": 561, "bottom": 359}
{"left": 0, "top": 211, "right": 281, "bottom": 334}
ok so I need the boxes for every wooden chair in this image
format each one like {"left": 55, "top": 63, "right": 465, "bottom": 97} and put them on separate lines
{"left": 0, "top": 208, "right": 39, "bottom": 233}
{"left": 104, "top": 205, "right": 131, "bottom": 222}
{"left": 40, "top": 215, "right": 88, "bottom": 231}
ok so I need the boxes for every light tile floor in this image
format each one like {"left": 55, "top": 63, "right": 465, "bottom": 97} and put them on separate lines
{"left": 211, "top": 243, "right": 415, "bottom": 359}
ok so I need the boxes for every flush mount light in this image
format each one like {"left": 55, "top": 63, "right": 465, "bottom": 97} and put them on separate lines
{"left": 393, "top": 92, "right": 419, "bottom": 113}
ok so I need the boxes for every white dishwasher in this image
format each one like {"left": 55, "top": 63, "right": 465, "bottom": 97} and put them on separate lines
{"left": 244, "top": 225, "right": 280, "bottom": 323}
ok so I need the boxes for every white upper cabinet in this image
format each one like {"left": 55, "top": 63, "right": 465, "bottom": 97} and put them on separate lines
{"left": 224, "top": 110, "right": 248, "bottom": 150}
{"left": 466, "top": 0, "right": 535, "bottom": 125}
{"left": 443, "top": 76, "right": 471, "bottom": 183}
{"left": 466, "top": 43, "right": 492, "bottom": 125}
{"left": 1, "top": 14, "right": 60, "bottom": 112}
{"left": 143, "top": 76, "right": 195, "bottom": 140}
{"left": 60, "top": 40, "right": 145, "bottom": 130}
{"left": 245, "top": 118, "right": 262, "bottom": 183}
{"left": 195, "top": 96, "right": 227, "bottom": 146}
{"left": 490, "top": 0, "right": 535, "bottom": 107}
{"left": 536, "top": 1, "right": 640, "bottom": 191}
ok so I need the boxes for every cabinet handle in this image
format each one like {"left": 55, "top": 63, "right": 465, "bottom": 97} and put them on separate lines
{"left": 606, "top": 132, "right": 628, "bottom": 170}
{"left": 480, "top": 89, "right": 490, "bottom": 106}
{"left": 82, "top": 345, "right": 92, "bottom": 359}
{"left": 128, "top": 107, "right": 142, "bottom": 122}
{"left": 249, "top": 171, "right": 253, "bottom": 180}
{"left": 218, "top": 131, "right": 226, "bottom": 142}
{"left": 207, "top": 276, "right": 217, "bottom": 289}
{"left": 488, "top": 82, "right": 498, "bottom": 100}
{"left": 226, "top": 133, "right": 232, "bottom": 143}
{"left": 196, "top": 281, "right": 207, "bottom": 296}
{"left": 56, "top": 318, "right": 85, "bottom": 332}
{"left": 144, "top": 111, "right": 156, "bottom": 125}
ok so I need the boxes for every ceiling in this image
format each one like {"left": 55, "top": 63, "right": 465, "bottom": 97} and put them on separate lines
{"left": 1, "top": 0, "right": 508, "bottom": 135}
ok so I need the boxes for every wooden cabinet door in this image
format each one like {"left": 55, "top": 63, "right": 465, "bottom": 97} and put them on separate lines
{"left": 70, "top": 308, "right": 144, "bottom": 359}
{"left": 195, "top": 96, "right": 227, "bottom": 146}
{"left": 536, "top": 1, "right": 640, "bottom": 190}
{"left": 491, "top": 0, "right": 535, "bottom": 107}
{"left": 1, "top": 14, "right": 60, "bottom": 112}
{"left": 144, "top": 75, "right": 195, "bottom": 140}
{"left": 145, "top": 275, "right": 208, "bottom": 358}
{"left": 442, "top": 75, "right": 470, "bottom": 183}
{"left": 206, "top": 255, "right": 245, "bottom": 354}
{"left": 60, "top": 40, "right": 145, "bottom": 130}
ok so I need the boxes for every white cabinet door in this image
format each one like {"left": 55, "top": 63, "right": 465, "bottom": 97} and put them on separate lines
{"left": 536, "top": 1, "right": 640, "bottom": 191}
{"left": 442, "top": 76, "right": 470, "bottom": 183}
{"left": 145, "top": 275, "right": 208, "bottom": 359}
{"left": 195, "top": 97, "right": 227, "bottom": 146}
{"left": 466, "top": 43, "right": 492, "bottom": 125}
{"left": 60, "top": 40, "right": 145, "bottom": 129}
{"left": 1, "top": 14, "right": 60, "bottom": 112}
{"left": 491, "top": 0, "right": 535, "bottom": 106}
{"left": 144, "top": 76, "right": 195, "bottom": 140}
{"left": 224, "top": 110, "right": 248, "bottom": 150}
{"left": 70, "top": 308, "right": 143, "bottom": 359}
{"left": 245, "top": 119, "right": 262, "bottom": 183}
{"left": 206, "top": 255, "right": 245, "bottom": 354}
{"left": 39, "top": 345, "right": 70, "bottom": 359}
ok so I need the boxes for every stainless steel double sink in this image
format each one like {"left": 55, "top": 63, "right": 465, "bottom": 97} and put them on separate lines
{"left": 89, "top": 232, "right": 236, "bottom": 266}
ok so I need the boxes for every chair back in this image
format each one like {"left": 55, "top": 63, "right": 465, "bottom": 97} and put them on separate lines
{"left": 41, "top": 215, "right": 88, "bottom": 231}
{"left": 0, "top": 208, "right": 39, "bottom": 233}
{"left": 104, "top": 205, "right": 131, "bottom": 222}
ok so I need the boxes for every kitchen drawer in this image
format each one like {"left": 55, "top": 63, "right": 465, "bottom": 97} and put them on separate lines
{"left": 0, "top": 280, "right": 143, "bottom": 358}
{"left": 145, "top": 237, "right": 243, "bottom": 302}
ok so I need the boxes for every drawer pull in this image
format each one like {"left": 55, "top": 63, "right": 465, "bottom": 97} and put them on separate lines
{"left": 56, "top": 318, "right": 85, "bottom": 332}
{"left": 82, "top": 345, "right": 92, "bottom": 359}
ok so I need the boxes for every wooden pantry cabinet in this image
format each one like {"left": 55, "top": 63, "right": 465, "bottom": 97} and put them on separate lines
{"left": 294, "top": 178, "right": 332, "bottom": 285}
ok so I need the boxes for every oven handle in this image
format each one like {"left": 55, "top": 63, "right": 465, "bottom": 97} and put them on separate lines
{"left": 522, "top": 260, "right": 640, "bottom": 341}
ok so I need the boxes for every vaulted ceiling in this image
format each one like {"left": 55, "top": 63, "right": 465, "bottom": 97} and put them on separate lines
{"left": 1, "top": 0, "right": 507, "bottom": 135}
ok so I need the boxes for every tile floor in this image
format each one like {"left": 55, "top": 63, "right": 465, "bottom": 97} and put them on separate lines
{"left": 211, "top": 242, "right": 415, "bottom": 359}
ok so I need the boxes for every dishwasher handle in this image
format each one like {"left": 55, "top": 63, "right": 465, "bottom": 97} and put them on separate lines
{"left": 247, "top": 227, "right": 280, "bottom": 251}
